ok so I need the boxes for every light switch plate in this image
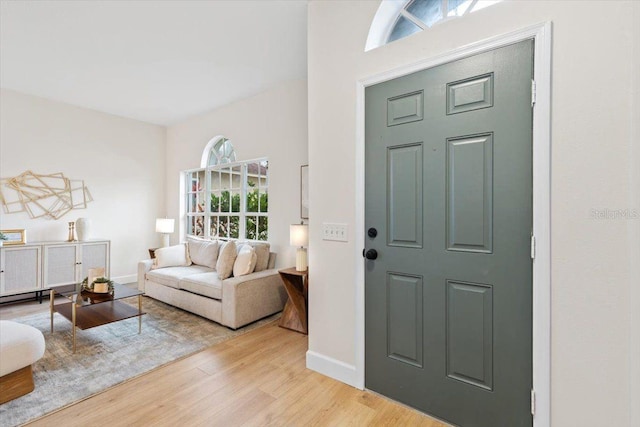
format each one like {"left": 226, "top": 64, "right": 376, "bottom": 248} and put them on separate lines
{"left": 322, "top": 223, "right": 348, "bottom": 242}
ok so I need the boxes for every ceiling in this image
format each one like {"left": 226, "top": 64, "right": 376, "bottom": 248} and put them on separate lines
{"left": 0, "top": 0, "right": 308, "bottom": 126}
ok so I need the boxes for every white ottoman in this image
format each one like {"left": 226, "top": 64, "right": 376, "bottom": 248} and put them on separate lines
{"left": 0, "top": 320, "right": 46, "bottom": 404}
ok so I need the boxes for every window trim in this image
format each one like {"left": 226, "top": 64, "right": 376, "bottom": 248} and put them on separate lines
{"left": 200, "top": 135, "right": 236, "bottom": 168}
{"left": 183, "top": 157, "right": 268, "bottom": 242}
{"left": 366, "top": 0, "right": 504, "bottom": 52}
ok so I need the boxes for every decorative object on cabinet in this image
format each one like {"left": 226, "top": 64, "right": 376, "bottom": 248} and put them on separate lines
{"left": 0, "top": 170, "right": 92, "bottom": 219}
{"left": 155, "top": 218, "right": 175, "bottom": 247}
{"left": 67, "top": 222, "right": 77, "bottom": 242}
{"left": 300, "top": 165, "right": 309, "bottom": 219}
{"left": 75, "top": 217, "right": 91, "bottom": 241}
{"left": 0, "top": 229, "right": 26, "bottom": 246}
{"left": 290, "top": 222, "right": 308, "bottom": 271}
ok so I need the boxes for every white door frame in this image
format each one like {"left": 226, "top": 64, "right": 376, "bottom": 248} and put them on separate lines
{"left": 354, "top": 22, "right": 552, "bottom": 427}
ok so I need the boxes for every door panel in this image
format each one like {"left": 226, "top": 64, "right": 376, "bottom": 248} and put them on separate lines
{"left": 446, "top": 133, "right": 493, "bottom": 253}
{"left": 387, "top": 272, "right": 424, "bottom": 367}
{"left": 446, "top": 280, "right": 493, "bottom": 391}
{"left": 365, "top": 40, "right": 534, "bottom": 427}
{"left": 447, "top": 73, "right": 494, "bottom": 115}
{"left": 388, "top": 143, "right": 423, "bottom": 248}
{"left": 388, "top": 91, "right": 424, "bottom": 126}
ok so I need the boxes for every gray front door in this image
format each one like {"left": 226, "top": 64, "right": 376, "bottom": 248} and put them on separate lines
{"left": 365, "top": 40, "right": 534, "bottom": 427}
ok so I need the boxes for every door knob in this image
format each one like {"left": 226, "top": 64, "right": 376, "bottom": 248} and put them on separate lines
{"left": 364, "top": 249, "right": 378, "bottom": 260}
{"left": 367, "top": 228, "right": 378, "bottom": 238}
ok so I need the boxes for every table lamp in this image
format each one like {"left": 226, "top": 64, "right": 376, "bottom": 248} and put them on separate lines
{"left": 290, "top": 223, "right": 308, "bottom": 271}
{"left": 156, "top": 218, "right": 175, "bottom": 247}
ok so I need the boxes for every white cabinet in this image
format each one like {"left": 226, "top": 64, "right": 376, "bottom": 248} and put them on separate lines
{"left": 80, "top": 241, "right": 110, "bottom": 280}
{"left": 43, "top": 241, "right": 110, "bottom": 288}
{"left": 0, "top": 240, "right": 110, "bottom": 297}
{"left": 43, "top": 243, "right": 80, "bottom": 287}
{"left": 0, "top": 244, "right": 42, "bottom": 296}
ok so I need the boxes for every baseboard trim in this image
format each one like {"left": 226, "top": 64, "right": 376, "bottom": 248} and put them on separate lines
{"left": 306, "top": 350, "right": 360, "bottom": 389}
{"left": 112, "top": 274, "right": 137, "bottom": 285}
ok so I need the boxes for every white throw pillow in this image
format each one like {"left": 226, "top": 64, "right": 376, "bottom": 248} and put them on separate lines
{"left": 154, "top": 243, "right": 191, "bottom": 269}
{"left": 236, "top": 242, "right": 270, "bottom": 272}
{"left": 187, "top": 238, "right": 219, "bottom": 269}
{"left": 216, "top": 241, "right": 237, "bottom": 280}
{"left": 233, "top": 245, "right": 257, "bottom": 277}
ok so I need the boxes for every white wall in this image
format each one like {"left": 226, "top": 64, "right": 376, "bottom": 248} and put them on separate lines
{"left": 0, "top": 89, "right": 166, "bottom": 281}
{"left": 308, "top": 1, "right": 639, "bottom": 426}
{"left": 165, "top": 79, "right": 308, "bottom": 267}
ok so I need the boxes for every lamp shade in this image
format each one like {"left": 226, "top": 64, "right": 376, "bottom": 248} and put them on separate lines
{"left": 155, "top": 218, "right": 175, "bottom": 234}
{"left": 290, "top": 224, "right": 308, "bottom": 247}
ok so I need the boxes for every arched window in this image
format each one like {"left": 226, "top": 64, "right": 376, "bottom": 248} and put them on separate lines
{"left": 186, "top": 137, "right": 268, "bottom": 241}
{"left": 200, "top": 136, "right": 236, "bottom": 168}
{"left": 365, "top": 0, "right": 503, "bottom": 51}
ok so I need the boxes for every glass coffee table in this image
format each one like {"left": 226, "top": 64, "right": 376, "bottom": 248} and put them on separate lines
{"left": 50, "top": 282, "right": 145, "bottom": 353}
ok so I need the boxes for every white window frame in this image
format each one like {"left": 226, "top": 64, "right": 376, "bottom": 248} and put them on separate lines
{"left": 200, "top": 135, "right": 236, "bottom": 168}
{"left": 183, "top": 157, "right": 268, "bottom": 241}
{"left": 366, "top": 0, "right": 504, "bottom": 51}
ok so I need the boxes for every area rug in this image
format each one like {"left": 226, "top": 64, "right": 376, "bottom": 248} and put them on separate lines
{"left": 0, "top": 296, "right": 279, "bottom": 427}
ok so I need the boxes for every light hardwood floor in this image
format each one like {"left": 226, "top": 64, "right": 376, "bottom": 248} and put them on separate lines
{"left": 1, "top": 298, "right": 448, "bottom": 427}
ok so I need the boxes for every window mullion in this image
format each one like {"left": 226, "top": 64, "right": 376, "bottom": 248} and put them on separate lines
{"left": 205, "top": 167, "right": 212, "bottom": 239}
{"left": 465, "top": 0, "right": 479, "bottom": 15}
{"left": 240, "top": 164, "right": 247, "bottom": 240}
{"left": 400, "top": 9, "right": 427, "bottom": 30}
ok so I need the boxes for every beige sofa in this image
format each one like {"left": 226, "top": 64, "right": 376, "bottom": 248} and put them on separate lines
{"left": 137, "top": 239, "right": 286, "bottom": 329}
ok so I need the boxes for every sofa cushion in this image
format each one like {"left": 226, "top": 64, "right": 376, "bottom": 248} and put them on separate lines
{"left": 233, "top": 245, "right": 257, "bottom": 277}
{"left": 179, "top": 272, "right": 222, "bottom": 300}
{"left": 236, "top": 242, "right": 270, "bottom": 272}
{"left": 154, "top": 243, "right": 191, "bottom": 269}
{"left": 146, "top": 265, "right": 213, "bottom": 289}
{"left": 216, "top": 241, "right": 237, "bottom": 280}
{"left": 187, "top": 238, "right": 219, "bottom": 269}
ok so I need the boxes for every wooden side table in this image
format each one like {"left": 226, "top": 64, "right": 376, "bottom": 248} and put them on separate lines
{"left": 278, "top": 267, "right": 309, "bottom": 335}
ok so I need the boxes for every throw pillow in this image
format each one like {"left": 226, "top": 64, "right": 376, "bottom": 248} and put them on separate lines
{"left": 216, "top": 241, "right": 237, "bottom": 280}
{"left": 233, "top": 245, "right": 257, "bottom": 277}
{"left": 187, "top": 238, "right": 219, "bottom": 269}
{"left": 154, "top": 243, "right": 192, "bottom": 269}
{"left": 234, "top": 241, "right": 270, "bottom": 271}
{"left": 251, "top": 242, "right": 271, "bottom": 272}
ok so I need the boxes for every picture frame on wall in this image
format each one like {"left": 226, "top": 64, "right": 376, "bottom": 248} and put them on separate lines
{"left": 1, "top": 229, "right": 27, "bottom": 245}
{"left": 301, "top": 165, "right": 309, "bottom": 219}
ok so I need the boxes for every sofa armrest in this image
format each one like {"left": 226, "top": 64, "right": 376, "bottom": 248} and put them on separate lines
{"left": 221, "top": 268, "right": 287, "bottom": 329}
{"left": 137, "top": 260, "right": 154, "bottom": 291}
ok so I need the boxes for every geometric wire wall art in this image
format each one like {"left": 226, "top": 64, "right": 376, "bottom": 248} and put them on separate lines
{"left": 0, "top": 170, "right": 92, "bottom": 220}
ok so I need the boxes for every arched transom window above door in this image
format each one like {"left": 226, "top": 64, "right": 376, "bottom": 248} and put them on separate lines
{"left": 366, "top": 0, "right": 503, "bottom": 51}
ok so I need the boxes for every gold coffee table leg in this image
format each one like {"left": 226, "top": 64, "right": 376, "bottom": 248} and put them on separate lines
{"left": 138, "top": 295, "right": 142, "bottom": 334}
{"left": 72, "top": 302, "right": 77, "bottom": 353}
{"left": 50, "top": 289, "right": 54, "bottom": 333}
